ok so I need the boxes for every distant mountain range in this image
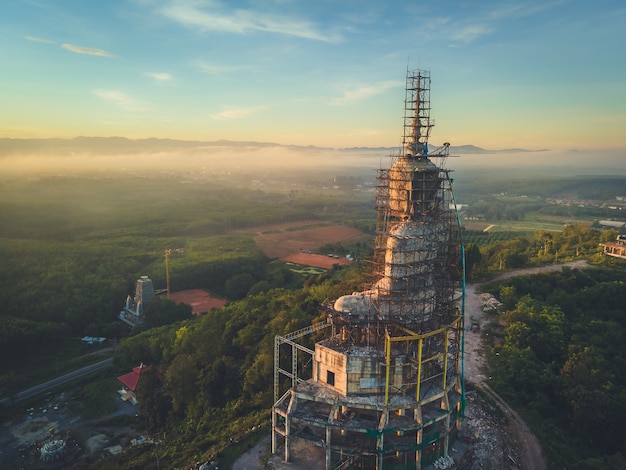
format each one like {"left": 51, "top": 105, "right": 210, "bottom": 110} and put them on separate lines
{"left": 0, "top": 136, "right": 545, "bottom": 156}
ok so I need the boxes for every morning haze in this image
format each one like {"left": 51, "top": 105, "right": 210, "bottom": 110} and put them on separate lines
{"left": 2, "top": 0, "right": 626, "bottom": 468}
{"left": 2, "top": 137, "right": 625, "bottom": 179}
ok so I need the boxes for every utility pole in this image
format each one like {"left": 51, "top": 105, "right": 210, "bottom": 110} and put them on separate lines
{"left": 154, "top": 433, "right": 161, "bottom": 470}
{"left": 165, "top": 249, "right": 171, "bottom": 299}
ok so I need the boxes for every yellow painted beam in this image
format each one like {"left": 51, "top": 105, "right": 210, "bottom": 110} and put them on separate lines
{"left": 416, "top": 338, "right": 423, "bottom": 401}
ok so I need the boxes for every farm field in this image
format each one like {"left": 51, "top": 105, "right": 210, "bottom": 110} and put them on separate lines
{"left": 240, "top": 221, "right": 364, "bottom": 258}
{"left": 462, "top": 219, "right": 568, "bottom": 233}
{"left": 168, "top": 289, "right": 227, "bottom": 314}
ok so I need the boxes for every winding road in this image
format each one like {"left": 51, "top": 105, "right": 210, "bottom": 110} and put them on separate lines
{"left": 464, "top": 260, "right": 588, "bottom": 470}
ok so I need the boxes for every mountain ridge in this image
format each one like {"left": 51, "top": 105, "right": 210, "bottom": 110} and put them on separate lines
{"left": 0, "top": 136, "right": 545, "bottom": 156}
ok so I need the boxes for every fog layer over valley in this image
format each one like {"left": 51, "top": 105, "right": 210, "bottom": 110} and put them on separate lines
{"left": 1, "top": 137, "right": 625, "bottom": 178}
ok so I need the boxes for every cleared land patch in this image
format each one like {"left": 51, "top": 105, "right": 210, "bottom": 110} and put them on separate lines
{"left": 169, "top": 289, "right": 227, "bottom": 314}
{"left": 241, "top": 222, "right": 363, "bottom": 259}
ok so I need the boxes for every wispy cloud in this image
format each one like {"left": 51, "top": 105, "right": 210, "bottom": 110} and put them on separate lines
{"left": 487, "top": 1, "right": 563, "bottom": 21}
{"left": 24, "top": 35, "right": 56, "bottom": 44}
{"left": 146, "top": 72, "right": 173, "bottom": 82}
{"left": 93, "top": 90, "right": 141, "bottom": 111}
{"left": 447, "top": 1, "right": 562, "bottom": 43}
{"left": 196, "top": 62, "right": 248, "bottom": 75}
{"left": 158, "top": 0, "right": 340, "bottom": 42}
{"left": 330, "top": 81, "right": 403, "bottom": 106}
{"left": 25, "top": 36, "right": 117, "bottom": 57}
{"left": 451, "top": 24, "right": 493, "bottom": 43}
{"left": 209, "top": 106, "right": 265, "bottom": 120}
{"left": 62, "top": 43, "right": 116, "bottom": 58}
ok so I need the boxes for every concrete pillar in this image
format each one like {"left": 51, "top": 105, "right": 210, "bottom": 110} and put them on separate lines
{"left": 284, "top": 392, "right": 297, "bottom": 462}
{"left": 325, "top": 427, "right": 332, "bottom": 470}
{"left": 414, "top": 406, "right": 423, "bottom": 470}
{"left": 284, "top": 415, "right": 290, "bottom": 462}
{"left": 441, "top": 393, "right": 450, "bottom": 458}
{"left": 271, "top": 410, "right": 277, "bottom": 454}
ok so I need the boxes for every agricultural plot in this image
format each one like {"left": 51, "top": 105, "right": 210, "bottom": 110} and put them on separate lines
{"left": 462, "top": 219, "right": 566, "bottom": 233}
{"left": 242, "top": 222, "right": 364, "bottom": 259}
{"left": 168, "top": 289, "right": 227, "bottom": 314}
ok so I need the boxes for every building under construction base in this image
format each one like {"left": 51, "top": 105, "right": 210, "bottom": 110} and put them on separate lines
{"left": 272, "top": 69, "right": 465, "bottom": 470}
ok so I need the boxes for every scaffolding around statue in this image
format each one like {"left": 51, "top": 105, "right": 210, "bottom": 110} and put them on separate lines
{"left": 272, "top": 69, "right": 465, "bottom": 470}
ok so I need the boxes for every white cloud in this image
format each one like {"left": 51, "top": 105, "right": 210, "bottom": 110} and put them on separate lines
{"left": 158, "top": 0, "right": 340, "bottom": 42}
{"left": 447, "top": 1, "right": 562, "bottom": 43}
{"left": 487, "top": 1, "right": 563, "bottom": 21}
{"left": 146, "top": 72, "right": 173, "bottom": 82}
{"left": 93, "top": 90, "right": 141, "bottom": 111}
{"left": 62, "top": 43, "right": 116, "bottom": 58}
{"left": 451, "top": 24, "right": 493, "bottom": 42}
{"left": 330, "top": 80, "right": 403, "bottom": 106}
{"left": 24, "top": 35, "right": 55, "bottom": 44}
{"left": 209, "top": 106, "right": 265, "bottom": 120}
{"left": 196, "top": 62, "right": 247, "bottom": 75}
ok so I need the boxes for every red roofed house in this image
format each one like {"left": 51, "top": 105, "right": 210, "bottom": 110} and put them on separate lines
{"left": 117, "top": 363, "right": 148, "bottom": 405}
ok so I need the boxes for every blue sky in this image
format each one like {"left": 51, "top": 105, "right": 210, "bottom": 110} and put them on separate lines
{"left": 1, "top": 0, "right": 625, "bottom": 149}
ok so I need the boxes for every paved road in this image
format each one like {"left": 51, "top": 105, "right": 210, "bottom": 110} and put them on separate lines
{"left": 0, "top": 358, "right": 113, "bottom": 407}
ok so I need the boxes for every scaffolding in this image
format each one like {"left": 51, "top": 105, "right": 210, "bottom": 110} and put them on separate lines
{"left": 272, "top": 69, "right": 465, "bottom": 470}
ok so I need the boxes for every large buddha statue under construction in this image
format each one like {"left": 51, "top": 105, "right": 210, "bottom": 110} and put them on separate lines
{"left": 272, "top": 69, "right": 464, "bottom": 470}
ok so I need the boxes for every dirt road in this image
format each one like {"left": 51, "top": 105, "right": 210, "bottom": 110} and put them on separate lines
{"left": 464, "top": 260, "right": 588, "bottom": 470}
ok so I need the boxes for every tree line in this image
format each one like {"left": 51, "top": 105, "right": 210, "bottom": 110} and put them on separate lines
{"left": 0, "top": 175, "right": 366, "bottom": 395}
{"left": 482, "top": 265, "right": 626, "bottom": 468}
{"left": 464, "top": 224, "right": 620, "bottom": 280}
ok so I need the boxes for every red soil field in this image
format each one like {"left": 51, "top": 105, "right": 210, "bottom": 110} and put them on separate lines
{"left": 168, "top": 289, "right": 227, "bottom": 315}
{"left": 248, "top": 223, "right": 363, "bottom": 259}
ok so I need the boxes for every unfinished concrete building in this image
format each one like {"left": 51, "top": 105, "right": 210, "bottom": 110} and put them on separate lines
{"left": 272, "top": 69, "right": 465, "bottom": 469}
{"left": 119, "top": 275, "right": 156, "bottom": 326}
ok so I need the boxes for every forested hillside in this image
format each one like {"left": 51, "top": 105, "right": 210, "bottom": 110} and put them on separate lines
{"left": 91, "top": 265, "right": 366, "bottom": 468}
{"left": 482, "top": 266, "right": 626, "bottom": 469}
{"left": 0, "top": 174, "right": 373, "bottom": 396}
{"left": 2, "top": 169, "right": 626, "bottom": 468}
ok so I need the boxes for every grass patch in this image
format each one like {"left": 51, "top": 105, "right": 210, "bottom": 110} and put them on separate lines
{"left": 288, "top": 266, "right": 327, "bottom": 275}
{"left": 484, "top": 220, "right": 564, "bottom": 232}
{"left": 81, "top": 378, "right": 119, "bottom": 419}
{"left": 183, "top": 234, "right": 262, "bottom": 262}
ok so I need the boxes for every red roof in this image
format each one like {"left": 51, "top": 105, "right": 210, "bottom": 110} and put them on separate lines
{"left": 117, "top": 363, "right": 148, "bottom": 391}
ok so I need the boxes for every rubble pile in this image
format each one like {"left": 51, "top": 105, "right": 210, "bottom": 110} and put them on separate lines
{"left": 460, "top": 391, "right": 521, "bottom": 469}
{"left": 433, "top": 454, "right": 455, "bottom": 469}
{"left": 479, "top": 293, "right": 502, "bottom": 313}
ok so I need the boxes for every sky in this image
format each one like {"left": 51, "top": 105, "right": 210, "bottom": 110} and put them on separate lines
{"left": 1, "top": 0, "right": 625, "bottom": 150}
